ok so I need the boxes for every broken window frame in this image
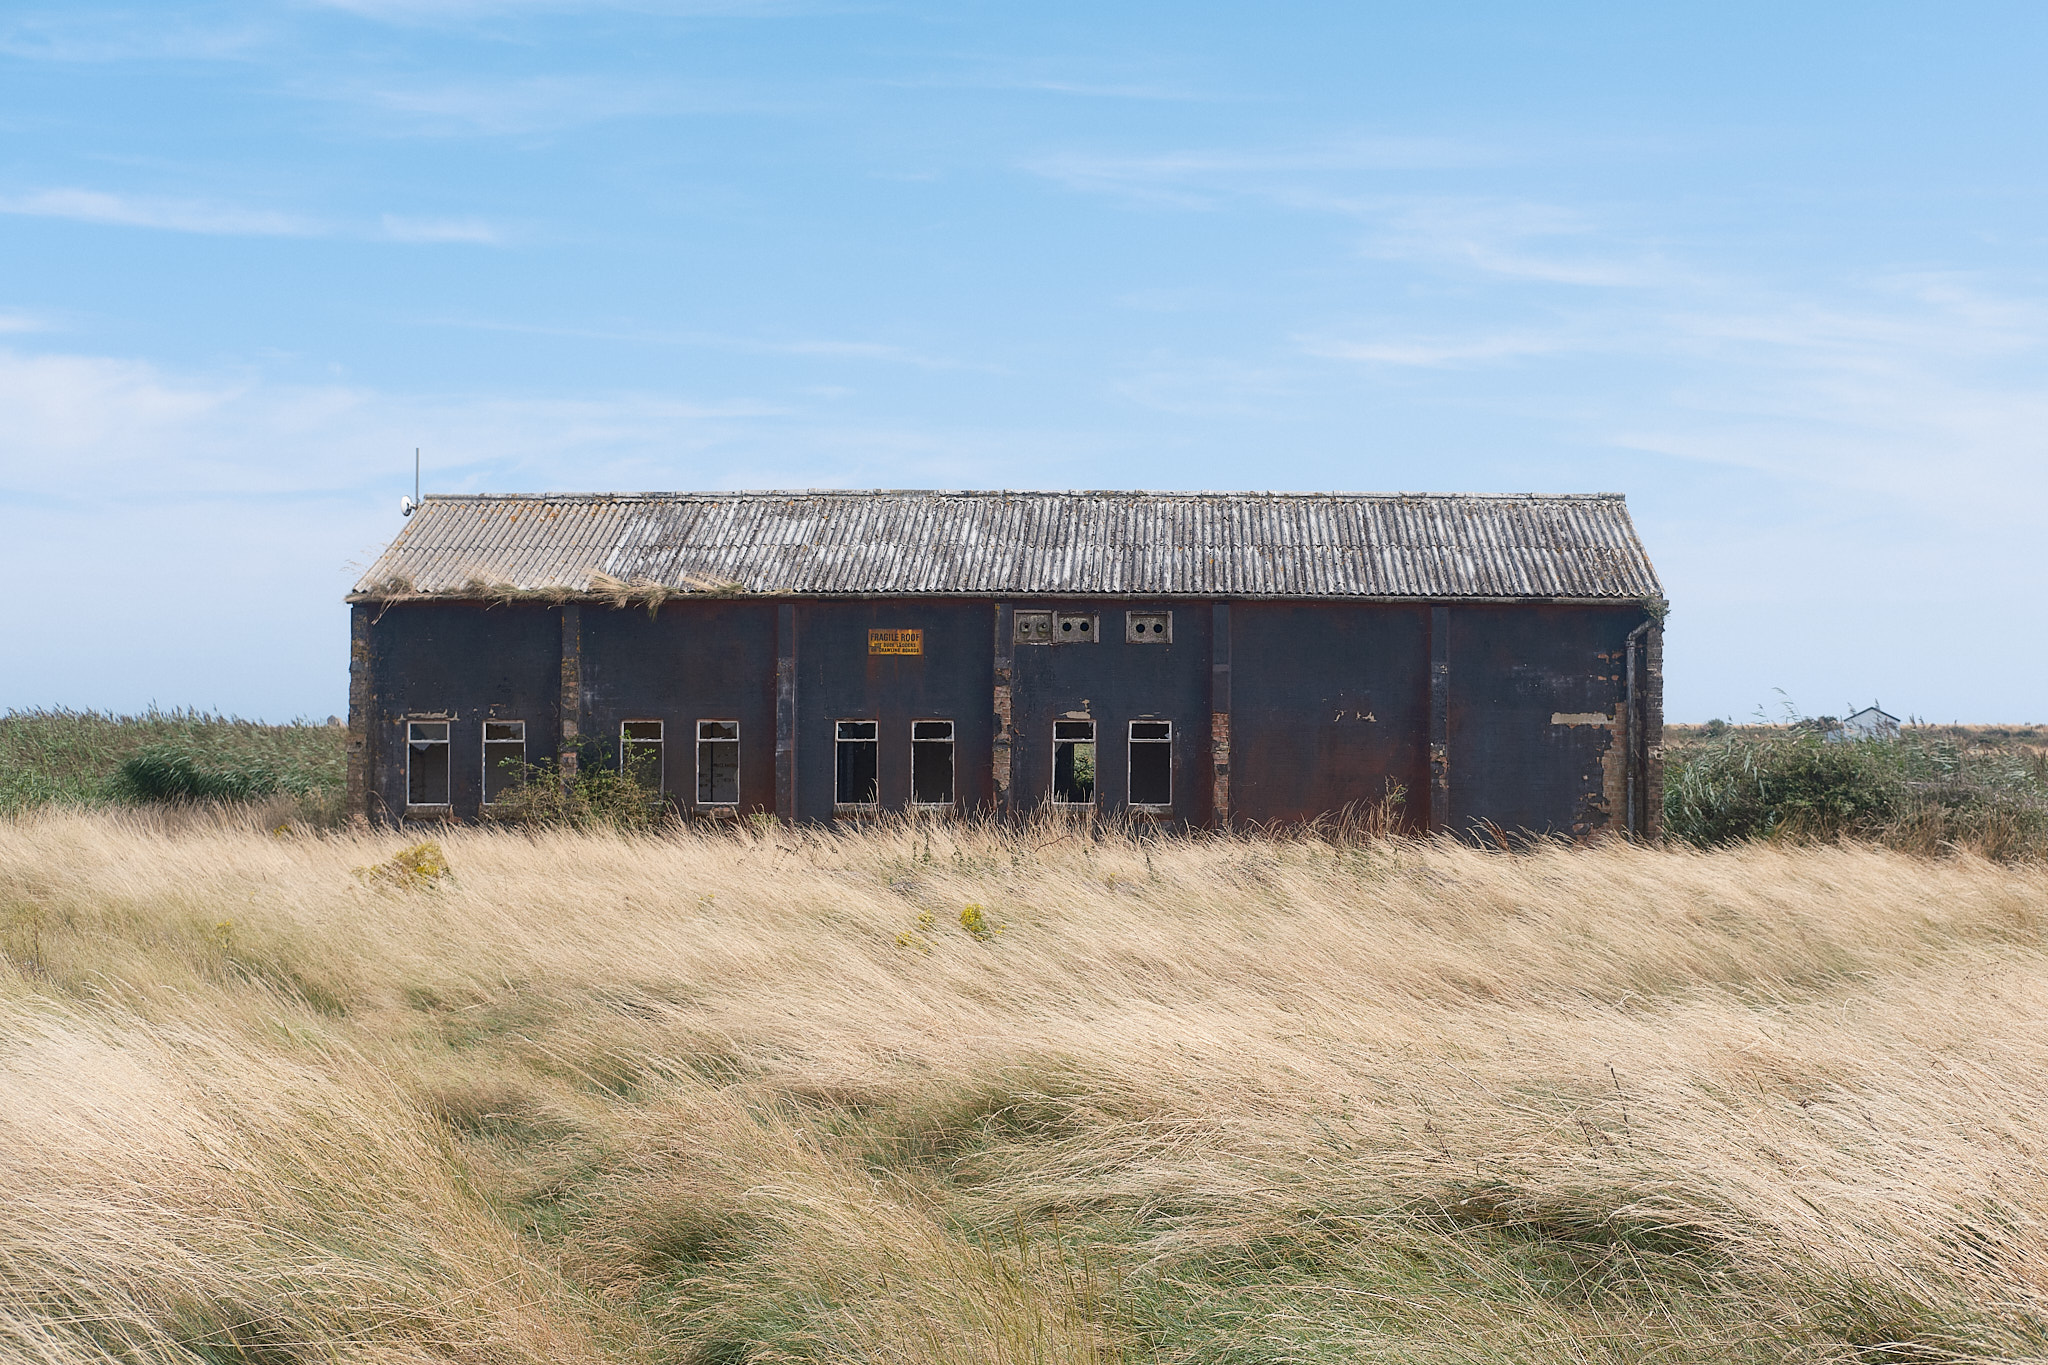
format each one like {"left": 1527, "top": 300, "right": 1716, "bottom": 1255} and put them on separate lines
{"left": 481, "top": 720, "right": 526, "bottom": 805}
{"left": 620, "top": 720, "right": 665, "bottom": 794}
{"left": 1127, "top": 719, "right": 1173, "bottom": 809}
{"left": 406, "top": 719, "right": 451, "bottom": 808}
{"left": 910, "top": 719, "right": 955, "bottom": 807}
{"left": 1013, "top": 610, "right": 1053, "bottom": 644}
{"left": 696, "top": 720, "right": 740, "bottom": 807}
{"left": 1051, "top": 719, "right": 1096, "bottom": 806}
{"left": 835, "top": 719, "right": 880, "bottom": 808}
{"left": 1124, "top": 610, "right": 1172, "bottom": 644}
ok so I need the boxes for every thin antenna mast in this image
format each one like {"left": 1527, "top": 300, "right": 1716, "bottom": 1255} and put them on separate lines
{"left": 401, "top": 448, "right": 422, "bottom": 517}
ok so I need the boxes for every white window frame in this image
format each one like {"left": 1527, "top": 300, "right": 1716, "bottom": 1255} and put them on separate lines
{"left": 620, "top": 720, "right": 665, "bottom": 794}
{"left": 695, "top": 719, "right": 741, "bottom": 807}
{"left": 835, "top": 719, "right": 880, "bottom": 808}
{"left": 910, "top": 719, "right": 956, "bottom": 807}
{"left": 481, "top": 719, "right": 526, "bottom": 806}
{"left": 1051, "top": 719, "right": 1096, "bottom": 806}
{"left": 406, "top": 719, "right": 452, "bottom": 808}
{"left": 1127, "top": 719, "right": 1173, "bottom": 810}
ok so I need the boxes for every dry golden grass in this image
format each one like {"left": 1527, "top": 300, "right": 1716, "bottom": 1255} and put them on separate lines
{"left": 4, "top": 810, "right": 2047, "bottom": 1363}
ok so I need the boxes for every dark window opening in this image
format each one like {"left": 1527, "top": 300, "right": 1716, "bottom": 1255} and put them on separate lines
{"left": 482, "top": 720, "right": 526, "bottom": 804}
{"left": 697, "top": 720, "right": 739, "bottom": 805}
{"left": 1052, "top": 720, "right": 1095, "bottom": 804}
{"left": 1128, "top": 720, "right": 1172, "bottom": 808}
{"left": 407, "top": 720, "right": 450, "bottom": 806}
{"left": 621, "top": 720, "right": 664, "bottom": 793}
{"left": 911, "top": 720, "right": 955, "bottom": 805}
{"left": 836, "top": 720, "right": 878, "bottom": 806}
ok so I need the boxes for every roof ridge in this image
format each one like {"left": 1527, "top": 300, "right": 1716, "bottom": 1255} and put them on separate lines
{"left": 417, "top": 489, "right": 1630, "bottom": 501}
{"left": 356, "top": 490, "right": 1663, "bottom": 601}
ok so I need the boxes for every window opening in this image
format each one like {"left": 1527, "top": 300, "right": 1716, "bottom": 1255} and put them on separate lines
{"left": 1128, "top": 720, "right": 1172, "bottom": 808}
{"left": 482, "top": 720, "right": 526, "bottom": 804}
{"left": 1125, "top": 611, "right": 1172, "bottom": 643}
{"left": 696, "top": 721, "right": 740, "bottom": 805}
{"left": 836, "top": 720, "right": 879, "bottom": 806}
{"left": 1014, "top": 610, "right": 1053, "bottom": 644}
{"left": 1053, "top": 612, "right": 1097, "bottom": 642}
{"left": 621, "top": 721, "right": 664, "bottom": 793}
{"left": 1052, "top": 720, "right": 1095, "bottom": 804}
{"left": 911, "top": 720, "right": 955, "bottom": 805}
{"left": 407, "top": 720, "right": 450, "bottom": 806}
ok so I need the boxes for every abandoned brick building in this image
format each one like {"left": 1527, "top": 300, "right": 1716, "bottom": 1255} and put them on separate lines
{"left": 346, "top": 490, "right": 1665, "bottom": 836}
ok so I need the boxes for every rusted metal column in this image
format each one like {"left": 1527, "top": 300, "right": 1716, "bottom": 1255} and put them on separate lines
{"left": 345, "top": 603, "right": 373, "bottom": 821}
{"left": 1428, "top": 605, "right": 1450, "bottom": 834}
{"left": 1644, "top": 619, "right": 1666, "bottom": 840}
{"left": 1625, "top": 620, "right": 1648, "bottom": 838}
{"left": 775, "top": 602, "right": 798, "bottom": 823}
{"left": 992, "top": 602, "right": 1014, "bottom": 816}
{"left": 559, "top": 603, "right": 582, "bottom": 791}
{"left": 1210, "top": 602, "right": 1231, "bottom": 830}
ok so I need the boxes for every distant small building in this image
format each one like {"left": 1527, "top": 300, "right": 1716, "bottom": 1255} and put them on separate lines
{"left": 1838, "top": 705, "right": 1901, "bottom": 741}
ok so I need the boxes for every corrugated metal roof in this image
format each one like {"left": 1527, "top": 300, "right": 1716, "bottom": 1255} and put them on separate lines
{"left": 352, "top": 491, "right": 1663, "bottom": 601}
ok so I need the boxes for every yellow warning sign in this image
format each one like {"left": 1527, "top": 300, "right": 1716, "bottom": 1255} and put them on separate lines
{"left": 869, "top": 628, "right": 923, "bottom": 656}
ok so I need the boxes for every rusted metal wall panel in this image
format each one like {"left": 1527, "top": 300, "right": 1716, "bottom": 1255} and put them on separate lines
{"left": 358, "top": 594, "right": 1663, "bottom": 838}
{"left": 1228, "top": 603, "right": 1431, "bottom": 831}
{"left": 1005, "top": 600, "right": 1213, "bottom": 826}
{"left": 346, "top": 604, "right": 372, "bottom": 819}
{"left": 1445, "top": 604, "right": 1639, "bottom": 839}
{"left": 580, "top": 600, "right": 779, "bottom": 814}
{"left": 793, "top": 599, "right": 997, "bottom": 822}
{"left": 353, "top": 491, "right": 1663, "bottom": 602}
{"left": 364, "top": 601, "right": 563, "bottom": 822}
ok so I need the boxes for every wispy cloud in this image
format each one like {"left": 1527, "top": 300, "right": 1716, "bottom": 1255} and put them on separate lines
{"left": 416, "top": 315, "right": 998, "bottom": 370}
{"left": 1302, "top": 330, "right": 1581, "bottom": 368}
{"left": 0, "top": 311, "right": 48, "bottom": 335}
{"left": 298, "top": 71, "right": 797, "bottom": 136}
{"left": 306, "top": 0, "right": 817, "bottom": 27}
{"left": 1026, "top": 137, "right": 1497, "bottom": 209}
{"left": 379, "top": 214, "right": 505, "bottom": 244}
{"left": 1352, "top": 197, "right": 1679, "bottom": 288}
{"left": 0, "top": 12, "right": 267, "bottom": 62}
{"left": 0, "top": 186, "right": 511, "bottom": 244}
{"left": 0, "top": 188, "right": 319, "bottom": 237}
{"left": 1028, "top": 137, "right": 1682, "bottom": 289}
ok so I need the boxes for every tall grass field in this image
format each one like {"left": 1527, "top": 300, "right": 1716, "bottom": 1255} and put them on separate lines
{"left": 5, "top": 809, "right": 2048, "bottom": 1363}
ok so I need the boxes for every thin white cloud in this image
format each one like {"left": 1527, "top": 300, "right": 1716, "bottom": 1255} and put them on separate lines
{"left": 0, "top": 188, "right": 320, "bottom": 237}
{"left": 0, "top": 186, "right": 511, "bottom": 244}
{"left": 0, "top": 311, "right": 48, "bottom": 335}
{"left": 0, "top": 345, "right": 1122, "bottom": 521}
{"left": 299, "top": 72, "right": 797, "bottom": 136}
{"left": 0, "top": 13, "right": 267, "bottom": 62}
{"left": 306, "top": 0, "right": 816, "bottom": 25}
{"left": 379, "top": 214, "right": 504, "bottom": 244}
{"left": 1029, "top": 138, "right": 1678, "bottom": 289}
{"left": 1026, "top": 137, "right": 1497, "bottom": 209}
{"left": 414, "top": 315, "right": 997, "bottom": 370}
{"left": 1303, "top": 331, "right": 1579, "bottom": 368}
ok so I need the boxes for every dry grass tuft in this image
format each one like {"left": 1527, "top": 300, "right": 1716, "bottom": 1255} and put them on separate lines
{"left": 3, "top": 810, "right": 2047, "bottom": 1362}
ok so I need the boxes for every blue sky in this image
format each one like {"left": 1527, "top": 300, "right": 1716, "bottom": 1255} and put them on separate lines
{"left": 2, "top": 2, "right": 2043, "bottom": 722}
